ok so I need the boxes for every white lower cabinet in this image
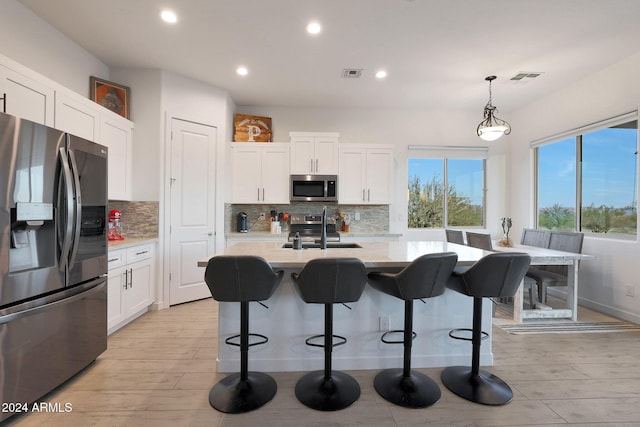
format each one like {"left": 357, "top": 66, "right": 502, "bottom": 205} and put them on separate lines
{"left": 107, "top": 243, "right": 154, "bottom": 334}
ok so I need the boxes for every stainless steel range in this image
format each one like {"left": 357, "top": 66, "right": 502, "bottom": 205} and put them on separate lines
{"left": 288, "top": 214, "right": 340, "bottom": 242}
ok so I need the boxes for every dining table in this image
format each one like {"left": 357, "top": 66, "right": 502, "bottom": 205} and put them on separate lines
{"left": 491, "top": 241, "right": 595, "bottom": 322}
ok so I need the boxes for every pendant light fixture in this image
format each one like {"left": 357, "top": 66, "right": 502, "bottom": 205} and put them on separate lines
{"left": 476, "top": 75, "right": 511, "bottom": 141}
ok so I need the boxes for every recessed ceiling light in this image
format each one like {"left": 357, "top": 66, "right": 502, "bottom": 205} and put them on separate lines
{"left": 160, "top": 10, "right": 177, "bottom": 24}
{"left": 236, "top": 66, "right": 249, "bottom": 76}
{"left": 375, "top": 70, "right": 387, "bottom": 79}
{"left": 306, "top": 21, "right": 322, "bottom": 35}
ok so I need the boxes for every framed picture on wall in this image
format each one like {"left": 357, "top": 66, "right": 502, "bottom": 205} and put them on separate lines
{"left": 90, "top": 76, "right": 130, "bottom": 119}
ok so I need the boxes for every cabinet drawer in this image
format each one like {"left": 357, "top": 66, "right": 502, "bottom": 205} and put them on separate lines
{"left": 107, "top": 250, "right": 126, "bottom": 270}
{"left": 127, "top": 245, "right": 152, "bottom": 263}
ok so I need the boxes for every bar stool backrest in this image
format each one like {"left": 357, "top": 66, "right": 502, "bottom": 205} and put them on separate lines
{"left": 204, "top": 255, "right": 283, "bottom": 302}
{"left": 457, "top": 253, "right": 531, "bottom": 298}
{"left": 445, "top": 229, "right": 465, "bottom": 245}
{"left": 393, "top": 252, "right": 458, "bottom": 300}
{"left": 465, "top": 232, "right": 493, "bottom": 251}
{"left": 520, "top": 228, "right": 550, "bottom": 248}
{"left": 293, "top": 258, "right": 367, "bottom": 304}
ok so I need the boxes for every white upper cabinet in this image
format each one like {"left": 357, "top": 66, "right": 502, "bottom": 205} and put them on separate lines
{"left": 290, "top": 132, "right": 339, "bottom": 175}
{"left": 55, "top": 91, "right": 101, "bottom": 142}
{"left": 230, "top": 143, "right": 290, "bottom": 203}
{"left": 101, "top": 113, "right": 133, "bottom": 200}
{"left": 339, "top": 144, "right": 394, "bottom": 204}
{"left": 0, "top": 64, "right": 55, "bottom": 126}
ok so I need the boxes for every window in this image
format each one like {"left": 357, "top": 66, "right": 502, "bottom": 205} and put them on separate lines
{"left": 535, "top": 113, "right": 638, "bottom": 237}
{"left": 408, "top": 154, "right": 485, "bottom": 228}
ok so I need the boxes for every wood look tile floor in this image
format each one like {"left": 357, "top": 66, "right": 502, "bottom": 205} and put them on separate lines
{"left": 6, "top": 298, "right": 640, "bottom": 427}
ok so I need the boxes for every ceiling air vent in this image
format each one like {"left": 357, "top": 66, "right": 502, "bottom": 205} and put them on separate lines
{"left": 510, "top": 72, "right": 544, "bottom": 81}
{"left": 342, "top": 68, "right": 363, "bottom": 78}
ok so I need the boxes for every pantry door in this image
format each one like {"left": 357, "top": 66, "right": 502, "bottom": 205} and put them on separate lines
{"left": 169, "top": 118, "right": 216, "bottom": 305}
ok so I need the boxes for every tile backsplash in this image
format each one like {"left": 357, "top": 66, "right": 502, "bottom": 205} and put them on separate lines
{"left": 226, "top": 202, "right": 388, "bottom": 233}
{"left": 108, "top": 201, "right": 159, "bottom": 238}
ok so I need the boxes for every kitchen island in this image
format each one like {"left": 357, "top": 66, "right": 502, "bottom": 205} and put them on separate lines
{"left": 200, "top": 241, "right": 492, "bottom": 373}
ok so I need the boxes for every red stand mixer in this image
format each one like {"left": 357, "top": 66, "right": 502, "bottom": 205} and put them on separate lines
{"left": 108, "top": 209, "right": 125, "bottom": 241}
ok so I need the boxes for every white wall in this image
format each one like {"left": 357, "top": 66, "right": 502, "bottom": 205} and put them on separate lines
{"left": 509, "top": 52, "right": 640, "bottom": 323}
{"left": 0, "top": 0, "right": 109, "bottom": 95}
{"left": 238, "top": 105, "right": 509, "bottom": 238}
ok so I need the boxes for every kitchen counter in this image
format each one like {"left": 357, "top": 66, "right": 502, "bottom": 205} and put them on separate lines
{"left": 224, "top": 231, "right": 402, "bottom": 242}
{"left": 108, "top": 237, "right": 158, "bottom": 250}
{"left": 200, "top": 241, "right": 492, "bottom": 373}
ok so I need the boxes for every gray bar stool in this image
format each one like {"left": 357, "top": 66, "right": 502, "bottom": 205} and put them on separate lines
{"left": 367, "top": 252, "right": 458, "bottom": 408}
{"left": 204, "top": 255, "right": 284, "bottom": 413}
{"left": 291, "top": 258, "right": 367, "bottom": 411}
{"left": 441, "top": 252, "right": 530, "bottom": 405}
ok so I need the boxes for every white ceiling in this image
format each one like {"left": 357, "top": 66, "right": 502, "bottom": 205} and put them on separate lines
{"left": 18, "top": 0, "right": 640, "bottom": 112}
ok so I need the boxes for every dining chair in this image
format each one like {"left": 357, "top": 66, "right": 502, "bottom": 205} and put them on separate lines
{"left": 520, "top": 228, "right": 551, "bottom": 308}
{"left": 445, "top": 229, "right": 465, "bottom": 245}
{"left": 465, "top": 232, "right": 493, "bottom": 251}
{"left": 520, "top": 228, "right": 551, "bottom": 247}
{"left": 526, "top": 231, "right": 584, "bottom": 303}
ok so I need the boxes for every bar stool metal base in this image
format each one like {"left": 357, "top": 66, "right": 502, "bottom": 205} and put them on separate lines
{"left": 209, "top": 372, "right": 277, "bottom": 414}
{"left": 295, "top": 370, "right": 360, "bottom": 411}
{"left": 441, "top": 366, "right": 513, "bottom": 406}
{"left": 374, "top": 368, "right": 441, "bottom": 408}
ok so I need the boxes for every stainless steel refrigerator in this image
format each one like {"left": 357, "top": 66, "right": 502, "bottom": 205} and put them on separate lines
{"left": 0, "top": 112, "right": 108, "bottom": 421}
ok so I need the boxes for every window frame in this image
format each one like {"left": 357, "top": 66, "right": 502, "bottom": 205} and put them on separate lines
{"left": 532, "top": 111, "right": 638, "bottom": 239}
{"left": 407, "top": 146, "right": 487, "bottom": 229}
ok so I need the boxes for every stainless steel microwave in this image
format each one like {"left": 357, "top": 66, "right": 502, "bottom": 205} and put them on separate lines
{"left": 290, "top": 174, "right": 338, "bottom": 202}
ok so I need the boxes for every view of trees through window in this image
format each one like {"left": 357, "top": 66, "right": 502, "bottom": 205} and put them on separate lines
{"left": 408, "top": 158, "right": 484, "bottom": 228}
{"left": 537, "top": 119, "right": 638, "bottom": 236}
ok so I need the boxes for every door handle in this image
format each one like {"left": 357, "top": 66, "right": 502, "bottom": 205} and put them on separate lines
{"left": 123, "top": 270, "right": 129, "bottom": 290}
{"left": 368, "top": 189, "right": 371, "bottom": 202}
{"left": 1, "top": 93, "right": 6, "bottom": 113}
{"left": 316, "top": 158, "right": 318, "bottom": 172}
{"left": 362, "top": 189, "right": 365, "bottom": 202}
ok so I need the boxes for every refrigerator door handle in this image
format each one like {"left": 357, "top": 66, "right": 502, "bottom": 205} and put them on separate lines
{"left": 58, "top": 147, "right": 75, "bottom": 271}
{"left": 67, "top": 146, "right": 83, "bottom": 267}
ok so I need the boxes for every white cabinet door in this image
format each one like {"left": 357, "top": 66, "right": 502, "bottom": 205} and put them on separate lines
{"left": 290, "top": 136, "right": 315, "bottom": 174}
{"left": 107, "top": 243, "right": 155, "bottom": 334}
{"left": 366, "top": 149, "right": 393, "bottom": 204}
{"left": 290, "top": 133, "right": 339, "bottom": 174}
{"left": 230, "top": 143, "right": 290, "bottom": 203}
{"left": 127, "top": 260, "right": 152, "bottom": 314}
{"left": 55, "top": 92, "right": 100, "bottom": 142}
{"left": 339, "top": 145, "right": 393, "bottom": 204}
{"left": 339, "top": 147, "right": 367, "bottom": 203}
{"left": 261, "top": 145, "right": 290, "bottom": 203}
{"left": 102, "top": 115, "right": 133, "bottom": 200}
{"left": 107, "top": 266, "right": 127, "bottom": 329}
{"left": 231, "top": 145, "right": 262, "bottom": 203}
{"left": 314, "top": 136, "right": 339, "bottom": 174}
{"left": 0, "top": 65, "right": 54, "bottom": 126}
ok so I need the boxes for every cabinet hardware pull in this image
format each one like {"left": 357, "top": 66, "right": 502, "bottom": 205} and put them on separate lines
{"left": 1, "top": 93, "right": 6, "bottom": 114}
{"left": 362, "top": 189, "right": 365, "bottom": 202}
{"left": 108, "top": 258, "right": 119, "bottom": 263}
{"left": 128, "top": 268, "right": 133, "bottom": 288}
{"left": 262, "top": 188, "right": 265, "bottom": 200}
{"left": 135, "top": 250, "right": 148, "bottom": 255}
{"left": 315, "top": 158, "right": 318, "bottom": 172}
{"left": 310, "top": 158, "right": 313, "bottom": 173}
{"left": 123, "top": 269, "right": 128, "bottom": 289}
{"left": 257, "top": 187, "right": 260, "bottom": 201}
{"left": 368, "top": 189, "right": 371, "bottom": 201}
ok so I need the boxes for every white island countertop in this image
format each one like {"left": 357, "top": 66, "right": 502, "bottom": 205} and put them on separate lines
{"left": 199, "top": 240, "right": 485, "bottom": 269}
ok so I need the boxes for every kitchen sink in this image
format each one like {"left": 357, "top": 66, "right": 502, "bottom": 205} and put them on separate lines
{"left": 281, "top": 242, "right": 362, "bottom": 249}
